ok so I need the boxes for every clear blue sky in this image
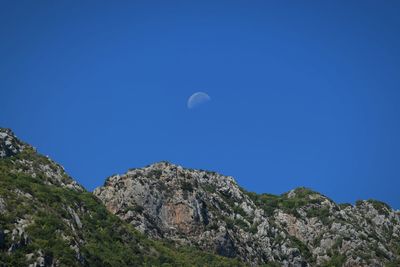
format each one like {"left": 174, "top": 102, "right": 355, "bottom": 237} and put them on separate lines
{"left": 1, "top": 1, "right": 399, "bottom": 208}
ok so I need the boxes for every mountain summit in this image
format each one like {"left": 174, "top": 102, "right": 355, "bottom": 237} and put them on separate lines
{"left": 1, "top": 128, "right": 400, "bottom": 266}
{"left": 94, "top": 161, "right": 400, "bottom": 266}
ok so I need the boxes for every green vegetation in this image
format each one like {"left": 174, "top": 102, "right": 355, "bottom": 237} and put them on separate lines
{"left": 338, "top": 203, "right": 352, "bottom": 209}
{"left": 321, "top": 252, "right": 346, "bottom": 267}
{"left": 259, "top": 262, "right": 281, "bottom": 267}
{"left": 234, "top": 218, "right": 249, "bottom": 231}
{"left": 128, "top": 204, "right": 144, "bottom": 214}
{"left": 148, "top": 169, "right": 163, "bottom": 179}
{"left": 246, "top": 192, "right": 280, "bottom": 216}
{"left": 245, "top": 187, "right": 326, "bottom": 218}
{"left": 0, "top": 150, "right": 246, "bottom": 266}
{"left": 232, "top": 205, "right": 247, "bottom": 218}
{"left": 249, "top": 223, "right": 258, "bottom": 234}
{"left": 202, "top": 183, "right": 217, "bottom": 193}
{"left": 368, "top": 200, "right": 391, "bottom": 216}
{"left": 332, "top": 237, "right": 343, "bottom": 250}
{"left": 289, "top": 236, "right": 312, "bottom": 262}
{"left": 386, "top": 259, "right": 400, "bottom": 267}
{"left": 306, "top": 207, "right": 331, "bottom": 224}
{"left": 181, "top": 181, "right": 194, "bottom": 192}
{"left": 225, "top": 217, "right": 235, "bottom": 230}
{"left": 355, "top": 199, "right": 391, "bottom": 216}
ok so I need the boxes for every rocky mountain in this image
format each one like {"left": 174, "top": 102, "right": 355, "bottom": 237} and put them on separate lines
{"left": 0, "top": 128, "right": 243, "bottom": 267}
{"left": 1, "top": 128, "right": 400, "bottom": 267}
{"left": 94, "top": 162, "right": 400, "bottom": 267}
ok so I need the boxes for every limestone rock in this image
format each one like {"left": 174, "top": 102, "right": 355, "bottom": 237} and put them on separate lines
{"left": 95, "top": 163, "right": 400, "bottom": 266}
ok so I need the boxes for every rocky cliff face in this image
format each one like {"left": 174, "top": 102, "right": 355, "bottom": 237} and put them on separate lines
{"left": 269, "top": 191, "right": 400, "bottom": 266}
{"left": 94, "top": 162, "right": 400, "bottom": 267}
{"left": 94, "top": 162, "right": 307, "bottom": 266}
{"left": 0, "top": 128, "right": 243, "bottom": 267}
{"left": 2, "top": 127, "right": 399, "bottom": 266}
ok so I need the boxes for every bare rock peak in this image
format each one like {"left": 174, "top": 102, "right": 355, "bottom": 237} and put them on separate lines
{"left": 95, "top": 162, "right": 400, "bottom": 266}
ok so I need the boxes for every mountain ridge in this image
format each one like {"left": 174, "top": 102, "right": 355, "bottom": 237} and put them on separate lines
{"left": 94, "top": 160, "right": 400, "bottom": 266}
{"left": 1, "top": 128, "right": 400, "bottom": 266}
{"left": 100, "top": 160, "right": 398, "bottom": 212}
{"left": 0, "top": 128, "right": 245, "bottom": 266}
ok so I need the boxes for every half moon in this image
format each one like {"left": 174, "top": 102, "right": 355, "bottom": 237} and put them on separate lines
{"left": 187, "top": 92, "right": 211, "bottom": 109}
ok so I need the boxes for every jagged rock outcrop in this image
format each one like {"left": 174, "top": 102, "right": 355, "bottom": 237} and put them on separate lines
{"left": 94, "top": 162, "right": 307, "bottom": 266}
{"left": 0, "top": 129, "right": 27, "bottom": 158}
{"left": 0, "top": 128, "right": 242, "bottom": 266}
{"left": 95, "top": 162, "right": 400, "bottom": 267}
{"left": 269, "top": 189, "right": 400, "bottom": 266}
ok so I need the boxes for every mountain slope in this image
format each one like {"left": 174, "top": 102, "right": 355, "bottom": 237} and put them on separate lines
{"left": 248, "top": 188, "right": 400, "bottom": 266}
{"left": 1, "top": 128, "right": 399, "bottom": 266}
{"left": 0, "top": 128, "right": 244, "bottom": 267}
{"left": 94, "top": 162, "right": 400, "bottom": 267}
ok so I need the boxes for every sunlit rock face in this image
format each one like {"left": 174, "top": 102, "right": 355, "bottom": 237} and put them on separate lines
{"left": 94, "top": 162, "right": 400, "bottom": 266}
{"left": 94, "top": 162, "right": 306, "bottom": 266}
{"left": 0, "top": 128, "right": 27, "bottom": 158}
